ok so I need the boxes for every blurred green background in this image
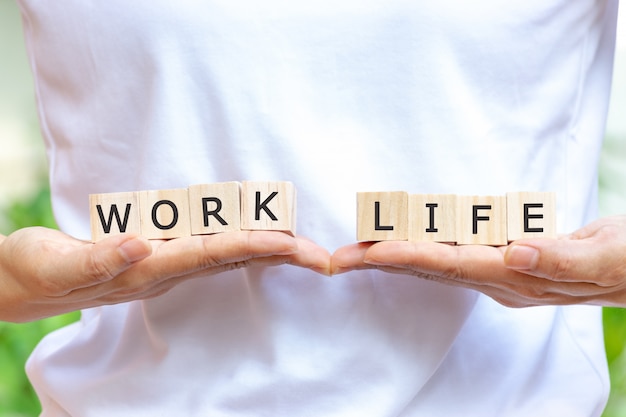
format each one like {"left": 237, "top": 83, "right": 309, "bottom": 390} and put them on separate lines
{"left": 0, "top": 0, "right": 625, "bottom": 416}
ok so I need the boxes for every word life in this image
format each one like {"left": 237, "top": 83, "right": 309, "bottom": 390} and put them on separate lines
{"left": 357, "top": 192, "right": 556, "bottom": 245}
{"left": 89, "top": 181, "right": 296, "bottom": 242}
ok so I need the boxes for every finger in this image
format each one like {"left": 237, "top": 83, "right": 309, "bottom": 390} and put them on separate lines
{"left": 362, "top": 241, "right": 509, "bottom": 283}
{"left": 44, "top": 234, "right": 153, "bottom": 295}
{"left": 144, "top": 231, "right": 299, "bottom": 277}
{"left": 504, "top": 237, "right": 626, "bottom": 285}
{"left": 50, "top": 231, "right": 300, "bottom": 302}
{"left": 288, "top": 236, "right": 332, "bottom": 276}
{"left": 330, "top": 242, "right": 376, "bottom": 275}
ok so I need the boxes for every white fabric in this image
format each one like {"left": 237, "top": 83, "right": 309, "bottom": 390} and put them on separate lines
{"left": 17, "top": 0, "right": 617, "bottom": 415}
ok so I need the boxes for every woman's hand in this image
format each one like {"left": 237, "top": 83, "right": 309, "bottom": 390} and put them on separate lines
{"left": 332, "top": 215, "right": 626, "bottom": 308}
{"left": 0, "top": 227, "right": 330, "bottom": 322}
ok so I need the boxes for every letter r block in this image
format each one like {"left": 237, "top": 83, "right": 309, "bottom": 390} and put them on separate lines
{"left": 506, "top": 192, "right": 557, "bottom": 241}
{"left": 457, "top": 195, "right": 507, "bottom": 246}
{"left": 357, "top": 191, "right": 408, "bottom": 241}
{"left": 188, "top": 182, "right": 241, "bottom": 235}
{"left": 90, "top": 191, "right": 141, "bottom": 242}
{"left": 240, "top": 181, "right": 297, "bottom": 236}
{"left": 139, "top": 188, "right": 191, "bottom": 240}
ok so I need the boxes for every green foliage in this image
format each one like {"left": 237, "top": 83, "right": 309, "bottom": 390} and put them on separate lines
{"left": 0, "top": 314, "right": 79, "bottom": 417}
{"left": 0, "top": 182, "right": 79, "bottom": 417}
{"left": 603, "top": 308, "right": 626, "bottom": 417}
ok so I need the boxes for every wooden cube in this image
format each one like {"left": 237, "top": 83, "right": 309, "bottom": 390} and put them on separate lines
{"left": 90, "top": 191, "right": 141, "bottom": 242}
{"left": 457, "top": 195, "right": 507, "bottom": 245}
{"left": 188, "top": 182, "right": 241, "bottom": 235}
{"left": 357, "top": 191, "right": 408, "bottom": 241}
{"left": 408, "top": 194, "right": 457, "bottom": 243}
{"left": 139, "top": 188, "right": 191, "bottom": 239}
{"left": 506, "top": 191, "right": 557, "bottom": 241}
{"left": 240, "top": 181, "right": 297, "bottom": 236}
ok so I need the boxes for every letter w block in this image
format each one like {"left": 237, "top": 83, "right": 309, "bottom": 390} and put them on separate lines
{"left": 90, "top": 192, "right": 141, "bottom": 242}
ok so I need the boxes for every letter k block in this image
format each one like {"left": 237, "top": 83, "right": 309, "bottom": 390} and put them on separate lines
{"left": 241, "top": 181, "right": 297, "bottom": 236}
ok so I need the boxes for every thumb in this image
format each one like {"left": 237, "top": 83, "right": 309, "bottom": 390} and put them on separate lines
{"left": 503, "top": 238, "right": 610, "bottom": 283}
{"left": 73, "top": 235, "right": 152, "bottom": 289}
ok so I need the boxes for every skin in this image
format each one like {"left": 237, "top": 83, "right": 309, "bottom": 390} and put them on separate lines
{"left": 331, "top": 215, "right": 626, "bottom": 308}
{"left": 0, "top": 227, "right": 331, "bottom": 323}
{"left": 1, "top": 216, "right": 625, "bottom": 322}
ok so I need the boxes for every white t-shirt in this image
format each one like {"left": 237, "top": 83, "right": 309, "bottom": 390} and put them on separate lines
{"left": 17, "top": 1, "right": 618, "bottom": 416}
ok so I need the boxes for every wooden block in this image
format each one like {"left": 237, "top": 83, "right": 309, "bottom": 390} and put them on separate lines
{"left": 188, "top": 182, "right": 241, "bottom": 235}
{"left": 457, "top": 195, "right": 507, "bottom": 245}
{"left": 357, "top": 191, "right": 408, "bottom": 241}
{"left": 139, "top": 188, "right": 191, "bottom": 239}
{"left": 506, "top": 191, "right": 557, "bottom": 241}
{"left": 240, "top": 181, "right": 297, "bottom": 236}
{"left": 90, "top": 191, "right": 141, "bottom": 242}
{"left": 408, "top": 194, "right": 457, "bottom": 243}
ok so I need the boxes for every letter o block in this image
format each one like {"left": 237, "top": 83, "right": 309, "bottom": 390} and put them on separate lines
{"left": 139, "top": 188, "right": 191, "bottom": 239}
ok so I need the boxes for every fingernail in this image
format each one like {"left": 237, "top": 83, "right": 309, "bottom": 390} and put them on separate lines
{"left": 363, "top": 257, "right": 385, "bottom": 266}
{"left": 505, "top": 245, "right": 539, "bottom": 270}
{"left": 118, "top": 237, "right": 152, "bottom": 263}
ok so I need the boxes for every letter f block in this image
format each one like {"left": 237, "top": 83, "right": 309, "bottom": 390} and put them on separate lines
{"left": 90, "top": 192, "right": 141, "bottom": 242}
{"left": 457, "top": 195, "right": 507, "bottom": 245}
{"left": 241, "top": 181, "right": 297, "bottom": 236}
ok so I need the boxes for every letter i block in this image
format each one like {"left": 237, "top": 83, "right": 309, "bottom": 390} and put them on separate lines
{"left": 506, "top": 192, "right": 556, "bottom": 241}
{"left": 139, "top": 188, "right": 192, "bottom": 239}
{"left": 90, "top": 192, "right": 141, "bottom": 242}
{"left": 188, "top": 182, "right": 242, "bottom": 235}
{"left": 357, "top": 191, "right": 408, "bottom": 241}
{"left": 457, "top": 195, "right": 507, "bottom": 245}
{"left": 409, "top": 194, "right": 457, "bottom": 243}
{"left": 240, "top": 181, "right": 297, "bottom": 236}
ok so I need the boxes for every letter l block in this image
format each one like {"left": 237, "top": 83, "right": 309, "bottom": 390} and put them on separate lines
{"left": 357, "top": 191, "right": 408, "bottom": 241}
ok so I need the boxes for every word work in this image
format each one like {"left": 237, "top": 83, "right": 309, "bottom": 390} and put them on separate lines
{"left": 357, "top": 191, "right": 556, "bottom": 245}
{"left": 89, "top": 181, "right": 296, "bottom": 241}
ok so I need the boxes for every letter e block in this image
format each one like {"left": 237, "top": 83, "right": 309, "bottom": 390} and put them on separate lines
{"left": 357, "top": 191, "right": 408, "bottom": 241}
{"left": 457, "top": 195, "right": 507, "bottom": 245}
{"left": 139, "top": 188, "right": 191, "bottom": 239}
{"left": 506, "top": 192, "right": 556, "bottom": 241}
{"left": 90, "top": 192, "right": 141, "bottom": 242}
{"left": 241, "top": 181, "right": 297, "bottom": 236}
{"left": 409, "top": 194, "right": 457, "bottom": 243}
{"left": 189, "top": 182, "right": 241, "bottom": 235}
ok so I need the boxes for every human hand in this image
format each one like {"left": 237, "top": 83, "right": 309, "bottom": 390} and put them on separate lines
{"left": 331, "top": 216, "right": 626, "bottom": 308}
{"left": 0, "top": 227, "right": 330, "bottom": 322}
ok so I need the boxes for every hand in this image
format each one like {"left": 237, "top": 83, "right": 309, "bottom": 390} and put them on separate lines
{"left": 331, "top": 215, "right": 626, "bottom": 308}
{"left": 0, "top": 227, "right": 330, "bottom": 322}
